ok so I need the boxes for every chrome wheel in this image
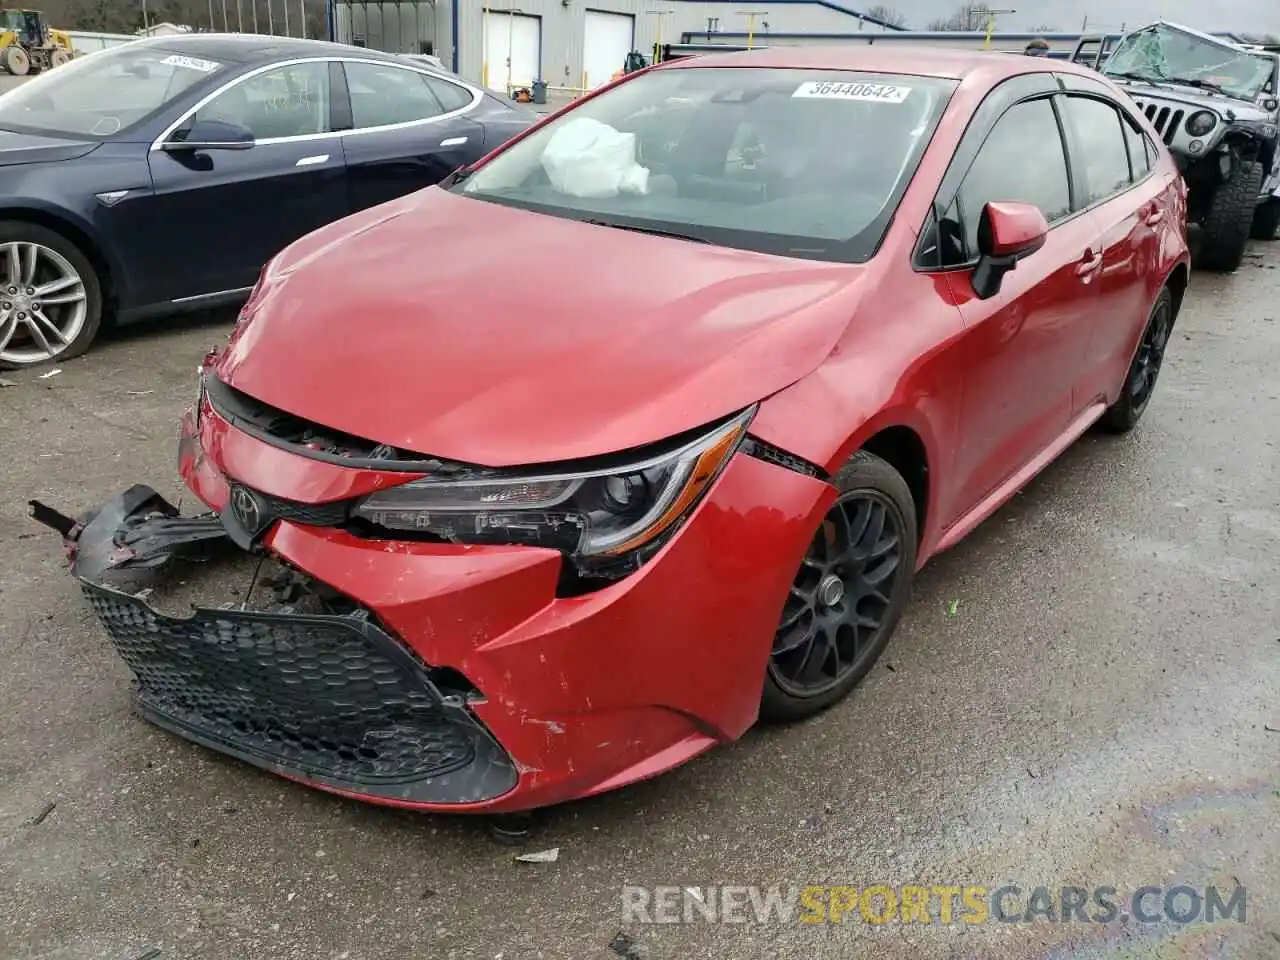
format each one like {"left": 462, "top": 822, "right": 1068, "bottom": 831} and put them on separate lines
{"left": 0, "top": 241, "right": 88, "bottom": 365}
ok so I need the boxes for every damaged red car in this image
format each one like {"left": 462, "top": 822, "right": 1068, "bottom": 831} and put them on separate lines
{"left": 34, "top": 46, "right": 1189, "bottom": 813}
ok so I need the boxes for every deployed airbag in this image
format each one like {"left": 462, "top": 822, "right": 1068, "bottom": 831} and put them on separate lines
{"left": 540, "top": 117, "right": 651, "bottom": 198}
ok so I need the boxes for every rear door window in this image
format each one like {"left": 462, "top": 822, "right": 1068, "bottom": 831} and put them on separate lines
{"left": 1122, "top": 114, "right": 1152, "bottom": 180}
{"left": 1062, "top": 95, "right": 1134, "bottom": 203}
{"left": 343, "top": 61, "right": 447, "bottom": 128}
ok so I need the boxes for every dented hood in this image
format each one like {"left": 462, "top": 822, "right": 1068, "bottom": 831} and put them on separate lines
{"left": 216, "top": 188, "right": 865, "bottom": 467}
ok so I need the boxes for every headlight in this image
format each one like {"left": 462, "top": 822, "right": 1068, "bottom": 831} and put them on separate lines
{"left": 354, "top": 408, "right": 755, "bottom": 559}
{"left": 1185, "top": 110, "right": 1216, "bottom": 136}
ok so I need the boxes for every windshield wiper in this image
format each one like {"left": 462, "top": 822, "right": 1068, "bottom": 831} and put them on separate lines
{"left": 581, "top": 219, "right": 711, "bottom": 244}
{"left": 1107, "top": 71, "right": 1169, "bottom": 87}
{"left": 1166, "top": 76, "right": 1230, "bottom": 96}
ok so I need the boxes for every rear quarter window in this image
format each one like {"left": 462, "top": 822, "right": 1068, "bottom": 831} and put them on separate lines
{"left": 424, "top": 75, "right": 474, "bottom": 112}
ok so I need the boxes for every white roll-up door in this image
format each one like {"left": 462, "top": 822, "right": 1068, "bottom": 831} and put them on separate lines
{"left": 582, "top": 10, "right": 634, "bottom": 90}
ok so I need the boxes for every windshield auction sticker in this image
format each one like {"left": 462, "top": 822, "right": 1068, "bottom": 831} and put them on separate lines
{"left": 161, "top": 54, "right": 222, "bottom": 73}
{"left": 792, "top": 80, "right": 912, "bottom": 103}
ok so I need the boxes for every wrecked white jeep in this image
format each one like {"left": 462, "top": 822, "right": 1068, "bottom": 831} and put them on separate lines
{"left": 1078, "top": 22, "right": 1280, "bottom": 270}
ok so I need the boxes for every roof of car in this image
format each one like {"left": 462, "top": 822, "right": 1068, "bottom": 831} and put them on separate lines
{"left": 133, "top": 32, "right": 401, "bottom": 65}
{"left": 660, "top": 43, "right": 1088, "bottom": 82}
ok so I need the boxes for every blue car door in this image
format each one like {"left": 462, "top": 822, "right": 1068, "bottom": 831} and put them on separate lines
{"left": 140, "top": 60, "right": 349, "bottom": 305}
{"left": 335, "top": 59, "right": 485, "bottom": 213}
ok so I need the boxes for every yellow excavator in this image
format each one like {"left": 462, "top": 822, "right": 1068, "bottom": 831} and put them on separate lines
{"left": 0, "top": 9, "right": 74, "bottom": 76}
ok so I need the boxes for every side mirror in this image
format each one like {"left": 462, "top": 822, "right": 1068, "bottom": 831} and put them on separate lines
{"left": 971, "top": 200, "right": 1049, "bottom": 300}
{"left": 162, "top": 118, "right": 256, "bottom": 152}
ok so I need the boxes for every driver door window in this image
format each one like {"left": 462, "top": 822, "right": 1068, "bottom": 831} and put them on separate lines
{"left": 944, "top": 97, "right": 1072, "bottom": 264}
{"left": 189, "top": 61, "right": 331, "bottom": 140}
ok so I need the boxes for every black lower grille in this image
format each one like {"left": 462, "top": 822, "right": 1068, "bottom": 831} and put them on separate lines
{"left": 258, "top": 492, "right": 349, "bottom": 527}
{"left": 83, "top": 582, "right": 518, "bottom": 803}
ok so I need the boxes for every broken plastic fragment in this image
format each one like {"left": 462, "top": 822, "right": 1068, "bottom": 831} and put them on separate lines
{"left": 514, "top": 847, "right": 560, "bottom": 863}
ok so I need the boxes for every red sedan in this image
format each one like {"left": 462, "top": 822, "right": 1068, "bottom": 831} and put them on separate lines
{"left": 36, "top": 46, "right": 1189, "bottom": 813}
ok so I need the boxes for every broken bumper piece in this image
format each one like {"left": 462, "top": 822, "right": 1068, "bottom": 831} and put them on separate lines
{"left": 30, "top": 486, "right": 518, "bottom": 806}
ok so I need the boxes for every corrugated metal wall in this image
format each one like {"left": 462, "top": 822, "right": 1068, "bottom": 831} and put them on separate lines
{"left": 333, "top": 2, "right": 441, "bottom": 55}
{"left": 335, "top": 0, "right": 893, "bottom": 88}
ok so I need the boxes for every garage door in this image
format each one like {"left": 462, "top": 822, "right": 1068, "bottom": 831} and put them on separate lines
{"left": 483, "top": 12, "right": 540, "bottom": 92}
{"left": 583, "top": 10, "right": 633, "bottom": 89}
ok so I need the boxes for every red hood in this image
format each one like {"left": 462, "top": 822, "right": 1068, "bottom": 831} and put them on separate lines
{"left": 216, "top": 188, "right": 864, "bottom": 466}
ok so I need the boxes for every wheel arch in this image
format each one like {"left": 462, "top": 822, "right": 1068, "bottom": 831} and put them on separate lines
{"left": 751, "top": 379, "right": 949, "bottom": 557}
{"left": 859, "top": 426, "right": 930, "bottom": 549}
{"left": 1164, "top": 260, "right": 1189, "bottom": 320}
{"left": 0, "top": 206, "right": 121, "bottom": 315}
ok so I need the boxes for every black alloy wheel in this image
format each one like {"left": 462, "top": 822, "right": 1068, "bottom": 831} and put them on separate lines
{"left": 1101, "top": 286, "right": 1174, "bottom": 433}
{"left": 762, "top": 451, "right": 917, "bottom": 721}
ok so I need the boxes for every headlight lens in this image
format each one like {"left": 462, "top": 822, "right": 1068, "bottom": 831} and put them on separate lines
{"left": 354, "top": 408, "right": 755, "bottom": 558}
{"left": 1185, "top": 110, "right": 1216, "bottom": 136}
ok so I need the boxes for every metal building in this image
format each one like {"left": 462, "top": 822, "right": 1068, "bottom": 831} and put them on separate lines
{"left": 329, "top": 0, "right": 901, "bottom": 94}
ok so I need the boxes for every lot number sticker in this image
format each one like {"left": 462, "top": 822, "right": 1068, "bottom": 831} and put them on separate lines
{"left": 161, "top": 54, "right": 222, "bottom": 73}
{"left": 792, "top": 80, "right": 912, "bottom": 103}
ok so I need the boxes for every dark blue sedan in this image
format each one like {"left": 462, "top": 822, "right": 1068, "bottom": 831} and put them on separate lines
{"left": 0, "top": 34, "right": 537, "bottom": 368}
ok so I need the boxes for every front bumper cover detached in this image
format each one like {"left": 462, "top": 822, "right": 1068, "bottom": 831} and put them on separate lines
{"left": 30, "top": 486, "right": 518, "bottom": 806}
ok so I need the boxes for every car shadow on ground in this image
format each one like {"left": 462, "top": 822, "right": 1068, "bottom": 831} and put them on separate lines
{"left": 102, "top": 306, "right": 241, "bottom": 346}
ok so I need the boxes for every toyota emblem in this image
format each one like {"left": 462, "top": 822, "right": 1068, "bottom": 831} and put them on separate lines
{"left": 230, "top": 485, "right": 262, "bottom": 532}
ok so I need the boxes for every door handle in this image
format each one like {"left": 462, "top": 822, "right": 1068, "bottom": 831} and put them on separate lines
{"left": 1075, "top": 248, "right": 1102, "bottom": 277}
{"left": 295, "top": 154, "right": 330, "bottom": 167}
{"left": 1145, "top": 208, "right": 1166, "bottom": 225}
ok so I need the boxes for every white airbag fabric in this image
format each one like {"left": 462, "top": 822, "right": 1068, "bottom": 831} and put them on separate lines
{"left": 540, "top": 117, "right": 651, "bottom": 198}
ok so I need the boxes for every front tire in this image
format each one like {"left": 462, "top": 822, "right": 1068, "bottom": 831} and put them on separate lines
{"left": 1197, "top": 160, "right": 1264, "bottom": 271}
{"left": 2, "top": 45, "right": 30, "bottom": 76}
{"left": 761, "top": 451, "right": 918, "bottom": 722}
{"left": 0, "top": 221, "right": 103, "bottom": 370}
{"left": 1100, "top": 287, "right": 1174, "bottom": 434}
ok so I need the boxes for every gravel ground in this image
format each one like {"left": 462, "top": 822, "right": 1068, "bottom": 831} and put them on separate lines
{"left": 1, "top": 246, "right": 1278, "bottom": 960}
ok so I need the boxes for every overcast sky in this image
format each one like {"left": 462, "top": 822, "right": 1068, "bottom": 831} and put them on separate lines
{"left": 898, "top": 1, "right": 1280, "bottom": 35}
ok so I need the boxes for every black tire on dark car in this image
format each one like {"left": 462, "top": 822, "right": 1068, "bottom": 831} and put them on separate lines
{"left": 761, "top": 450, "right": 917, "bottom": 722}
{"left": 1197, "top": 160, "right": 1264, "bottom": 271}
{"left": 0, "top": 220, "right": 103, "bottom": 370}
{"left": 1100, "top": 286, "right": 1175, "bottom": 434}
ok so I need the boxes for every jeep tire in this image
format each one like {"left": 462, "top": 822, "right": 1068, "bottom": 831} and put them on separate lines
{"left": 1251, "top": 196, "right": 1280, "bottom": 241}
{"left": 1197, "top": 160, "right": 1265, "bottom": 271}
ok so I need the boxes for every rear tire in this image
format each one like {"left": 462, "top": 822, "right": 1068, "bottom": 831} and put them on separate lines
{"left": 1100, "top": 287, "right": 1174, "bottom": 434}
{"left": 760, "top": 451, "right": 917, "bottom": 722}
{"left": 1251, "top": 196, "right": 1280, "bottom": 241}
{"left": 1196, "top": 161, "right": 1264, "bottom": 271}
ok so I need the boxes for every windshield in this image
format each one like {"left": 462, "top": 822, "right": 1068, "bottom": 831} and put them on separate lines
{"left": 0, "top": 44, "right": 228, "bottom": 138}
{"left": 0, "top": 11, "right": 24, "bottom": 31}
{"left": 1104, "top": 24, "right": 1274, "bottom": 101}
{"left": 453, "top": 67, "right": 956, "bottom": 263}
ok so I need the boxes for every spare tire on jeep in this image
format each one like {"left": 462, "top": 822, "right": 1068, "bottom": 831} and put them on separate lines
{"left": 1198, "top": 160, "right": 1265, "bottom": 271}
